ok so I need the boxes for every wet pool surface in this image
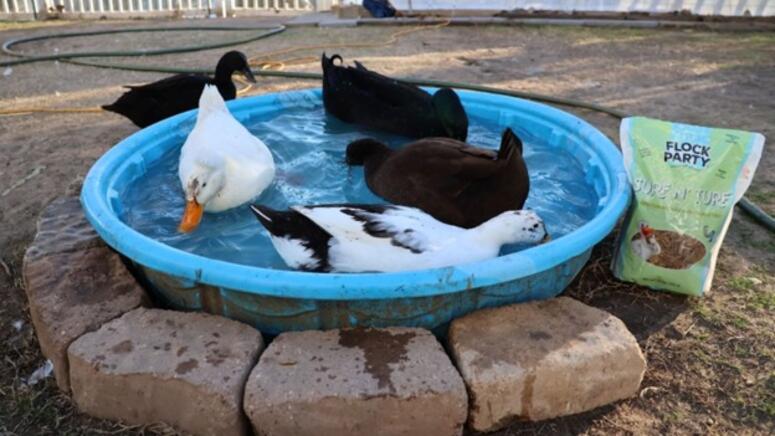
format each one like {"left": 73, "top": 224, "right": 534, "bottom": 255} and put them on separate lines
{"left": 120, "top": 106, "right": 598, "bottom": 269}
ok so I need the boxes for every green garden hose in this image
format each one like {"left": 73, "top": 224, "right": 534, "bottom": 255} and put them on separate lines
{"left": 0, "top": 25, "right": 286, "bottom": 66}
{"left": 738, "top": 197, "right": 775, "bottom": 232}
{"left": 0, "top": 25, "right": 771, "bottom": 231}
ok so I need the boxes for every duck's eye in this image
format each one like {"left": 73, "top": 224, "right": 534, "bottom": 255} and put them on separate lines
{"left": 202, "top": 182, "right": 207, "bottom": 187}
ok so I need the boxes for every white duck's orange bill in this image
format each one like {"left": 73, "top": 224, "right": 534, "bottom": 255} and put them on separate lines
{"left": 178, "top": 200, "right": 203, "bottom": 233}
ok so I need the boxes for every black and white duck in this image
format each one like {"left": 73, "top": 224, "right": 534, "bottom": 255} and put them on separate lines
{"left": 345, "top": 128, "right": 530, "bottom": 229}
{"left": 250, "top": 203, "right": 548, "bottom": 273}
{"left": 102, "top": 51, "right": 256, "bottom": 128}
{"left": 321, "top": 53, "right": 468, "bottom": 141}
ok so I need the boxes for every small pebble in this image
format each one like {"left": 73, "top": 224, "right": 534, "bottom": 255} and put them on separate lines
{"left": 3, "top": 67, "right": 11, "bottom": 77}
{"left": 12, "top": 320, "right": 23, "bottom": 331}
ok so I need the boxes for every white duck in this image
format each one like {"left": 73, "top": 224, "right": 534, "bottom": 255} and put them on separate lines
{"left": 631, "top": 222, "right": 661, "bottom": 260}
{"left": 250, "top": 204, "right": 549, "bottom": 273}
{"left": 178, "top": 85, "right": 275, "bottom": 232}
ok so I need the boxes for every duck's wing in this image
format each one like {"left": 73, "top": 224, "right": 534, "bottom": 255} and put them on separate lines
{"left": 102, "top": 89, "right": 165, "bottom": 127}
{"left": 404, "top": 140, "right": 502, "bottom": 180}
{"left": 109, "top": 74, "right": 213, "bottom": 125}
{"left": 250, "top": 205, "right": 332, "bottom": 272}
{"left": 378, "top": 141, "right": 504, "bottom": 216}
{"left": 343, "top": 65, "right": 431, "bottom": 109}
{"left": 292, "top": 205, "right": 439, "bottom": 254}
{"left": 350, "top": 61, "right": 430, "bottom": 104}
{"left": 124, "top": 74, "right": 211, "bottom": 93}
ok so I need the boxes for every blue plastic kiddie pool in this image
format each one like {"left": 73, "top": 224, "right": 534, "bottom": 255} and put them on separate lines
{"left": 81, "top": 88, "right": 630, "bottom": 335}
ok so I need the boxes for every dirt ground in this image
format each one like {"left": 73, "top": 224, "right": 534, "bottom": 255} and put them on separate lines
{"left": 0, "top": 17, "right": 773, "bottom": 436}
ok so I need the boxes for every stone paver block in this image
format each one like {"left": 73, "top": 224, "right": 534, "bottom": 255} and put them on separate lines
{"left": 23, "top": 198, "right": 148, "bottom": 391}
{"left": 448, "top": 297, "right": 646, "bottom": 432}
{"left": 24, "top": 197, "right": 102, "bottom": 262}
{"left": 68, "top": 308, "right": 264, "bottom": 436}
{"left": 244, "top": 327, "right": 468, "bottom": 436}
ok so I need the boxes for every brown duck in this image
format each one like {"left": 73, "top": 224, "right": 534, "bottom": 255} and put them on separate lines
{"left": 345, "top": 128, "right": 530, "bottom": 229}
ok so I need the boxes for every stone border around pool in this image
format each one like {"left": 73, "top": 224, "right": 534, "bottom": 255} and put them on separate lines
{"left": 22, "top": 197, "right": 647, "bottom": 436}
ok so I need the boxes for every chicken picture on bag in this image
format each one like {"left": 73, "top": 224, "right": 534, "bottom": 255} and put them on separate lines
{"left": 631, "top": 222, "right": 662, "bottom": 261}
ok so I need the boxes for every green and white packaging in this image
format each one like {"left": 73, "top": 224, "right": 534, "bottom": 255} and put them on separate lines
{"left": 613, "top": 117, "right": 764, "bottom": 296}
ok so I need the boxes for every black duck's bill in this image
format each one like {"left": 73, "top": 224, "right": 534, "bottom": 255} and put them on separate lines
{"left": 241, "top": 67, "right": 257, "bottom": 83}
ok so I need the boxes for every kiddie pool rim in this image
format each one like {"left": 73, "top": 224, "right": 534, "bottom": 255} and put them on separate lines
{"left": 80, "top": 88, "right": 630, "bottom": 301}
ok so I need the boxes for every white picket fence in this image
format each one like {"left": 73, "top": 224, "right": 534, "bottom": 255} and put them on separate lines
{"left": 390, "top": 0, "right": 774, "bottom": 17}
{"left": 1, "top": 0, "right": 33, "bottom": 15}
{"left": 0, "top": 0, "right": 318, "bottom": 18}
{"left": 7, "top": 0, "right": 771, "bottom": 18}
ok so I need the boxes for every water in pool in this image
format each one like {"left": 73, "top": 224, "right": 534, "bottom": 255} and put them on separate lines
{"left": 120, "top": 106, "right": 598, "bottom": 269}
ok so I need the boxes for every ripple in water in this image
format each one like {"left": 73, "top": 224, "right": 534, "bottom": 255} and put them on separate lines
{"left": 120, "top": 106, "right": 598, "bottom": 269}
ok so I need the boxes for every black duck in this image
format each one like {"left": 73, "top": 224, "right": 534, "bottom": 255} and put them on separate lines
{"left": 322, "top": 53, "right": 468, "bottom": 141}
{"left": 102, "top": 51, "right": 255, "bottom": 127}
